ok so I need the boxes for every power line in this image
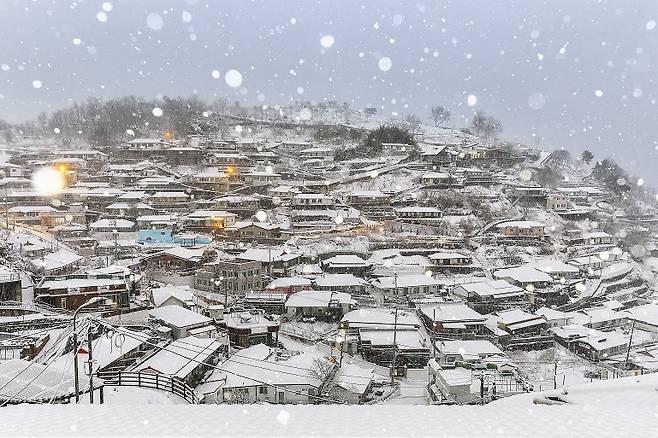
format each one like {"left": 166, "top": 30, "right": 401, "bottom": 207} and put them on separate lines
{"left": 94, "top": 318, "right": 345, "bottom": 404}
{"left": 106, "top": 322, "right": 379, "bottom": 381}
{"left": 0, "top": 321, "right": 75, "bottom": 396}
{"left": 0, "top": 319, "right": 88, "bottom": 407}
{"left": 47, "top": 334, "right": 75, "bottom": 404}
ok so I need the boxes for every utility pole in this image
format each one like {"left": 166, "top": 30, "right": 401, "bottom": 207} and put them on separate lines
{"left": 479, "top": 374, "right": 485, "bottom": 405}
{"left": 336, "top": 320, "right": 349, "bottom": 368}
{"left": 553, "top": 359, "right": 558, "bottom": 390}
{"left": 268, "top": 246, "right": 272, "bottom": 278}
{"left": 625, "top": 319, "right": 636, "bottom": 370}
{"left": 72, "top": 317, "right": 80, "bottom": 403}
{"left": 72, "top": 298, "right": 102, "bottom": 404}
{"left": 3, "top": 183, "right": 8, "bottom": 230}
{"left": 222, "top": 276, "right": 227, "bottom": 308}
{"left": 112, "top": 224, "right": 119, "bottom": 264}
{"left": 432, "top": 307, "right": 437, "bottom": 359}
{"left": 339, "top": 337, "right": 345, "bottom": 368}
{"left": 88, "top": 323, "right": 95, "bottom": 404}
{"left": 391, "top": 273, "right": 399, "bottom": 384}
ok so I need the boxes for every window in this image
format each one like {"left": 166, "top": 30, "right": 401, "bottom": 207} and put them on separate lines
{"left": 258, "top": 386, "right": 268, "bottom": 395}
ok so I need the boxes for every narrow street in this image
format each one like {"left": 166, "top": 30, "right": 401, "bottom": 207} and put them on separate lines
{"left": 382, "top": 368, "right": 428, "bottom": 405}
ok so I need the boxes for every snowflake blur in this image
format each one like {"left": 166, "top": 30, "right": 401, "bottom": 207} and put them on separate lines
{"left": 31, "top": 166, "right": 65, "bottom": 196}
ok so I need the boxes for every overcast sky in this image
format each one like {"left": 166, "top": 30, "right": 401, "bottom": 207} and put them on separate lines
{"left": 0, "top": 0, "right": 656, "bottom": 182}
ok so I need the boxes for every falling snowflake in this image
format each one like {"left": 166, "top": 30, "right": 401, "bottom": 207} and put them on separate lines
{"left": 320, "top": 35, "right": 335, "bottom": 48}
{"left": 32, "top": 167, "right": 65, "bottom": 196}
{"left": 528, "top": 92, "right": 546, "bottom": 110}
{"left": 467, "top": 94, "right": 477, "bottom": 106}
{"left": 32, "top": 80, "right": 42, "bottom": 89}
{"left": 146, "top": 13, "right": 164, "bottom": 31}
{"left": 378, "top": 57, "right": 392, "bottom": 71}
{"left": 276, "top": 410, "right": 290, "bottom": 425}
{"left": 225, "top": 69, "right": 242, "bottom": 88}
{"left": 152, "top": 107, "right": 163, "bottom": 117}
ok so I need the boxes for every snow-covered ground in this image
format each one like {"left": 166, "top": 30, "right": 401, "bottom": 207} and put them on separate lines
{"left": 381, "top": 368, "right": 428, "bottom": 405}
{"left": 508, "top": 346, "right": 610, "bottom": 390}
{"left": 281, "top": 321, "right": 335, "bottom": 341}
{"left": 81, "top": 386, "right": 188, "bottom": 405}
{"left": 3, "top": 372, "right": 658, "bottom": 436}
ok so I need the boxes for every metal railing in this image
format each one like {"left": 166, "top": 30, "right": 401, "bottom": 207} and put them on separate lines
{"left": 0, "top": 273, "right": 20, "bottom": 283}
{"left": 97, "top": 370, "right": 200, "bottom": 404}
{"left": 1, "top": 299, "right": 72, "bottom": 316}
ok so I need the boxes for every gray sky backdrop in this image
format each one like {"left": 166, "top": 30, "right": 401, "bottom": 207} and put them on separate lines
{"left": 0, "top": 0, "right": 656, "bottom": 182}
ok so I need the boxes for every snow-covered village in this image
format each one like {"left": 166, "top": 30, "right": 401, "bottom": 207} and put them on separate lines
{"left": 0, "top": 1, "right": 657, "bottom": 437}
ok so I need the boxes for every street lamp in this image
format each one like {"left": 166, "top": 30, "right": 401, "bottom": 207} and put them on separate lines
{"left": 72, "top": 296, "right": 105, "bottom": 404}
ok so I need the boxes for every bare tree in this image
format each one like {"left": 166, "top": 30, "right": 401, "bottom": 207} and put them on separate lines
{"left": 36, "top": 112, "right": 48, "bottom": 135}
{"left": 225, "top": 388, "right": 256, "bottom": 404}
{"left": 309, "top": 357, "right": 337, "bottom": 384}
{"left": 404, "top": 114, "right": 422, "bottom": 134}
{"left": 430, "top": 106, "right": 451, "bottom": 127}
{"left": 533, "top": 167, "right": 561, "bottom": 187}
{"left": 363, "top": 107, "right": 377, "bottom": 121}
{"left": 469, "top": 110, "right": 503, "bottom": 144}
{"left": 470, "top": 110, "right": 488, "bottom": 136}
{"left": 548, "top": 149, "right": 572, "bottom": 170}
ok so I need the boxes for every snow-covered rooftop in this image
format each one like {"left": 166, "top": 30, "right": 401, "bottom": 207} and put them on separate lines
{"left": 217, "top": 343, "right": 323, "bottom": 389}
{"left": 148, "top": 306, "right": 212, "bottom": 328}
{"left": 493, "top": 265, "right": 554, "bottom": 284}
{"left": 419, "top": 303, "right": 487, "bottom": 323}
{"left": 455, "top": 279, "right": 524, "bottom": 298}
{"left": 133, "top": 336, "right": 223, "bottom": 378}
{"left": 285, "top": 291, "right": 353, "bottom": 308}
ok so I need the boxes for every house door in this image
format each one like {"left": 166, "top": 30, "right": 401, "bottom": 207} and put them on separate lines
{"left": 278, "top": 392, "right": 284, "bottom": 404}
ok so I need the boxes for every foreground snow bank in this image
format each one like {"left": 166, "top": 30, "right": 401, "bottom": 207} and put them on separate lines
{"left": 2, "top": 373, "right": 657, "bottom": 437}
